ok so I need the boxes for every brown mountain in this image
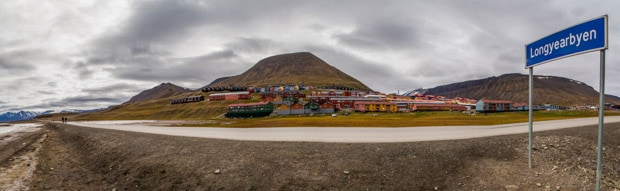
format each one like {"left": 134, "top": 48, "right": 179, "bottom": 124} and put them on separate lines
{"left": 424, "top": 73, "right": 620, "bottom": 106}
{"left": 207, "top": 52, "right": 371, "bottom": 90}
{"left": 125, "top": 82, "right": 191, "bottom": 103}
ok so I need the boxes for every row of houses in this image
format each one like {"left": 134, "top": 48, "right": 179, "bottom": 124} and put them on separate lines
{"left": 254, "top": 85, "right": 359, "bottom": 93}
{"left": 180, "top": 91, "right": 551, "bottom": 117}
{"left": 275, "top": 102, "right": 335, "bottom": 115}
{"left": 202, "top": 86, "right": 253, "bottom": 92}
{"left": 352, "top": 102, "right": 467, "bottom": 113}
{"left": 171, "top": 95, "right": 205, "bottom": 104}
{"left": 272, "top": 101, "right": 469, "bottom": 116}
{"left": 224, "top": 99, "right": 560, "bottom": 118}
{"left": 202, "top": 86, "right": 580, "bottom": 117}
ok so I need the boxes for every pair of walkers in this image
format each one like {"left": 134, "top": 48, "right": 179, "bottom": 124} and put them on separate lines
{"left": 61, "top": 117, "right": 68, "bottom": 123}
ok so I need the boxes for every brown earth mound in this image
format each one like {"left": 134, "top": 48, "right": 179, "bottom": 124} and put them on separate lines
{"left": 16, "top": 123, "right": 620, "bottom": 190}
{"left": 207, "top": 52, "right": 372, "bottom": 90}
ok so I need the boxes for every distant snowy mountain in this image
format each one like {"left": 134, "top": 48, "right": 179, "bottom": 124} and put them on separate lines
{"left": 0, "top": 110, "right": 54, "bottom": 122}
{"left": 401, "top": 88, "right": 427, "bottom": 97}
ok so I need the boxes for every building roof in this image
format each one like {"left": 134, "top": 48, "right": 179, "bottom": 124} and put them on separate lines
{"left": 479, "top": 100, "right": 513, "bottom": 104}
{"left": 329, "top": 97, "right": 382, "bottom": 101}
{"left": 210, "top": 92, "right": 250, "bottom": 96}
{"left": 227, "top": 102, "right": 271, "bottom": 107}
{"left": 414, "top": 103, "right": 466, "bottom": 107}
{"left": 355, "top": 101, "right": 397, "bottom": 105}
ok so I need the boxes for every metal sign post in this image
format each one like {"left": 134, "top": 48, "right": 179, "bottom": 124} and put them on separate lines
{"left": 596, "top": 49, "right": 605, "bottom": 190}
{"left": 525, "top": 15, "right": 608, "bottom": 191}
{"left": 528, "top": 67, "right": 533, "bottom": 169}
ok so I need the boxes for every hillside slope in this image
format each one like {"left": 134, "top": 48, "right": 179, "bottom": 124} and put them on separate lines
{"left": 75, "top": 92, "right": 245, "bottom": 120}
{"left": 125, "top": 83, "right": 191, "bottom": 104}
{"left": 424, "top": 73, "right": 620, "bottom": 105}
{"left": 207, "top": 52, "right": 371, "bottom": 90}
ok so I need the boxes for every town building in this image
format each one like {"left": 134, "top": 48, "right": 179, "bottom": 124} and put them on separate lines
{"left": 225, "top": 102, "right": 274, "bottom": 118}
{"left": 476, "top": 100, "right": 513, "bottom": 112}
{"left": 209, "top": 92, "right": 252, "bottom": 101}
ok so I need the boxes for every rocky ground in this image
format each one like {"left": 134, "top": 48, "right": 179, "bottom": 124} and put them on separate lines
{"left": 1, "top": 122, "right": 620, "bottom": 190}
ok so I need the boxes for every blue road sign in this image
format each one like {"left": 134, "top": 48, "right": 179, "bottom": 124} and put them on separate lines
{"left": 526, "top": 15, "right": 608, "bottom": 68}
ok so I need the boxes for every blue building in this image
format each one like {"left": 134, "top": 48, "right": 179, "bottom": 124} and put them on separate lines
{"left": 476, "top": 100, "right": 513, "bottom": 112}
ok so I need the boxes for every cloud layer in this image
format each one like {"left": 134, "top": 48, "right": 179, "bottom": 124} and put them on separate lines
{"left": 1, "top": 0, "right": 619, "bottom": 112}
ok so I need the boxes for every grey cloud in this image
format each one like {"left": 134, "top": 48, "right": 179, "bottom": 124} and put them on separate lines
{"left": 186, "top": 50, "right": 238, "bottom": 63}
{"left": 0, "top": 76, "right": 45, "bottom": 94}
{"left": 100, "top": 1, "right": 209, "bottom": 47}
{"left": 306, "top": 46, "right": 418, "bottom": 92}
{"left": 334, "top": 20, "right": 422, "bottom": 51}
{"left": 85, "top": 45, "right": 172, "bottom": 66}
{"left": 0, "top": 39, "right": 28, "bottom": 48}
{"left": 0, "top": 58, "right": 33, "bottom": 71}
{"left": 17, "top": 95, "right": 127, "bottom": 112}
{"left": 0, "top": 49, "right": 39, "bottom": 72}
{"left": 308, "top": 46, "right": 391, "bottom": 77}
{"left": 93, "top": 0, "right": 294, "bottom": 49}
{"left": 46, "top": 82, "right": 57, "bottom": 87}
{"left": 0, "top": 101, "right": 10, "bottom": 110}
{"left": 0, "top": 104, "right": 20, "bottom": 112}
{"left": 109, "top": 50, "right": 247, "bottom": 88}
{"left": 18, "top": 100, "right": 70, "bottom": 111}
{"left": 82, "top": 83, "right": 142, "bottom": 94}
{"left": 72, "top": 61, "right": 95, "bottom": 80}
{"left": 83, "top": 2, "right": 209, "bottom": 82}
{"left": 36, "top": 90, "right": 56, "bottom": 95}
{"left": 407, "top": 61, "right": 455, "bottom": 84}
{"left": 62, "top": 96, "right": 125, "bottom": 103}
{"left": 4, "top": 0, "right": 619, "bottom": 114}
{"left": 226, "top": 37, "right": 279, "bottom": 54}
{"left": 493, "top": 49, "right": 524, "bottom": 71}
{"left": 82, "top": 0, "right": 320, "bottom": 87}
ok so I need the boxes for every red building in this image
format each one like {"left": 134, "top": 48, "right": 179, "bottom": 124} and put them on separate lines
{"left": 209, "top": 92, "right": 251, "bottom": 101}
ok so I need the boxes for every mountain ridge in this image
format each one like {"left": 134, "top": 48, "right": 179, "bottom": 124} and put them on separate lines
{"left": 422, "top": 73, "right": 620, "bottom": 106}
{"left": 125, "top": 82, "right": 192, "bottom": 104}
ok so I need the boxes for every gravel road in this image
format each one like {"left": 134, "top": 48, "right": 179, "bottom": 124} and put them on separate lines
{"left": 69, "top": 116, "right": 620, "bottom": 142}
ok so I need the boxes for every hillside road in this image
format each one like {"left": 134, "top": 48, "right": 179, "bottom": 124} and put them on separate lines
{"left": 67, "top": 116, "right": 620, "bottom": 143}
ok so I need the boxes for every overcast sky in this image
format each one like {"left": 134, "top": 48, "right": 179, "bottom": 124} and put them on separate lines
{"left": 1, "top": 0, "right": 619, "bottom": 113}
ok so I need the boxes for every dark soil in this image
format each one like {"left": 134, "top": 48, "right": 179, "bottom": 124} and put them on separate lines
{"left": 23, "top": 123, "right": 620, "bottom": 190}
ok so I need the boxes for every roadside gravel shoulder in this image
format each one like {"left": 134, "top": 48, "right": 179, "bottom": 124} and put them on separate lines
{"left": 25, "top": 122, "right": 620, "bottom": 190}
